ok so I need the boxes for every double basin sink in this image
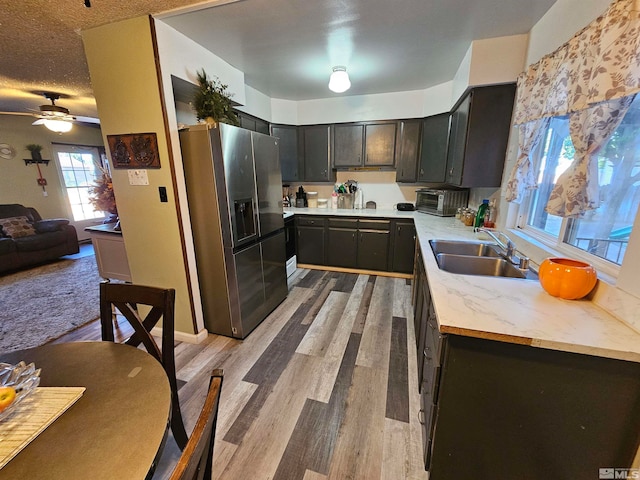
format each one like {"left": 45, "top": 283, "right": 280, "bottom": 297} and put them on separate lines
{"left": 429, "top": 240, "right": 537, "bottom": 280}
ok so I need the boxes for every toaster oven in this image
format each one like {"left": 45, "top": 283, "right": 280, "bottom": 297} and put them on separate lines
{"left": 415, "top": 188, "right": 469, "bottom": 216}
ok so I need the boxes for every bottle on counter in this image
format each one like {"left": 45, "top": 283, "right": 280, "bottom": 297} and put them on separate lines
{"left": 331, "top": 191, "right": 338, "bottom": 209}
{"left": 354, "top": 187, "right": 363, "bottom": 209}
{"left": 474, "top": 199, "right": 489, "bottom": 228}
{"left": 484, "top": 199, "right": 497, "bottom": 228}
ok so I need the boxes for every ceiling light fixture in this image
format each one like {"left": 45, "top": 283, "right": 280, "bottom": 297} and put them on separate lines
{"left": 43, "top": 119, "right": 73, "bottom": 133}
{"left": 328, "top": 66, "right": 351, "bottom": 93}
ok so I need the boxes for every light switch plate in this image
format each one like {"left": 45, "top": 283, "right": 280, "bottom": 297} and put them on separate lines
{"left": 128, "top": 169, "right": 149, "bottom": 185}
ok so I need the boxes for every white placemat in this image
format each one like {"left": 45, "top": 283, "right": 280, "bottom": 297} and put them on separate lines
{"left": 0, "top": 386, "right": 85, "bottom": 469}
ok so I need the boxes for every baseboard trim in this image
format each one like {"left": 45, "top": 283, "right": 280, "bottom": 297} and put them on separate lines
{"left": 151, "top": 326, "right": 209, "bottom": 344}
{"left": 297, "top": 263, "right": 413, "bottom": 279}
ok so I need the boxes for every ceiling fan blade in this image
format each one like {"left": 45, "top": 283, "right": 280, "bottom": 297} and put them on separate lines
{"left": 74, "top": 115, "right": 100, "bottom": 125}
{"left": 32, "top": 119, "right": 46, "bottom": 125}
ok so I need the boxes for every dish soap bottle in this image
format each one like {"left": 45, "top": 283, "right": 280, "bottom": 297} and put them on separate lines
{"left": 474, "top": 199, "right": 490, "bottom": 228}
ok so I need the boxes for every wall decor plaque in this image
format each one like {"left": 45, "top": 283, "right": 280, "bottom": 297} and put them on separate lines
{"left": 107, "top": 133, "right": 160, "bottom": 169}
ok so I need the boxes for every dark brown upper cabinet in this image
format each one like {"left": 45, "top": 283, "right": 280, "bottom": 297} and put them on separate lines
{"left": 395, "top": 119, "right": 423, "bottom": 183}
{"left": 332, "top": 121, "right": 397, "bottom": 169}
{"left": 333, "top": 124, "right": 364, "bottom": 168}
{"left": 445, "top": 83, "right": 516, "bottom": 187}
{"left": 301, "top": 125, "right": 334, "bottom": 182}
{"left": 417, "top": 113, "right": 450, "bottom": 184}
{"left": 271, "top": 124, "right": 300, "bottom": 183}
{"left": 237, "top": 111, "right": 269, "bottom": 135}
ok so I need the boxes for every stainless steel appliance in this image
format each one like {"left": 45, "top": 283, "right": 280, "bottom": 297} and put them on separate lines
{"left": 179, "top": 123, "right": 288, "bottom": 338}
{"left": 416, "top": 188, "right": 469, "bottom": 216}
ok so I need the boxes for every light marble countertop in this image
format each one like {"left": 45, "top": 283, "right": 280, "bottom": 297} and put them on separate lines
{"left": 285, "top": 207, "right": 640, "bottom": 363}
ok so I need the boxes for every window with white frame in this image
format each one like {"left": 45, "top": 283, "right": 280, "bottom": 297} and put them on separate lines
{"left": 53, "top": 145, "right": 106, "bottom": 221}
{"left": 518, "top": 96, "right": 640, "bottom": 267}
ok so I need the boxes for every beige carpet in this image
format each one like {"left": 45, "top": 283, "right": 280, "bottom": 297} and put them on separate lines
{"left": 0, "top": 256, "right": 101, "bottom": 352}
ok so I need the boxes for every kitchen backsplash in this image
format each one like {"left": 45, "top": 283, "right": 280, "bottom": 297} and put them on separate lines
{"left": 285, "top": 171, "right": 421, "bottom": 209}
{"left": 285, "top": 171, "right": 501, "bottom": 213}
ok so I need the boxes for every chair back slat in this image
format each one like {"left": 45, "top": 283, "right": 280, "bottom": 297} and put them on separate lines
{"left": 169, "top": 369, "right": 224, "bottom": 480}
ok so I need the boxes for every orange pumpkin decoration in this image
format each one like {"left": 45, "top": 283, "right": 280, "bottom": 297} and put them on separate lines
{"left": 538, "top": 258, "right": 597, "bottom": 300}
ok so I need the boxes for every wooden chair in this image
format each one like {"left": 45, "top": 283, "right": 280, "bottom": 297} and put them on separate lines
{"left": 170, "top": 369, "right": 224, "bottom": 480}
{"left": 99, "top": 282, "right": 189, "bottom": 450}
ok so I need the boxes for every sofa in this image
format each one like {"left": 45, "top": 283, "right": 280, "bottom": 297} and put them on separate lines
{"left": 0, "top": 204, "right": 79, "bottom": 274}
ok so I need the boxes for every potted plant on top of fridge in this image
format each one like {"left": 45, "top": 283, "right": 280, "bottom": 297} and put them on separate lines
{"left": 192, "top": 69, "right": 240, "bottom": 127}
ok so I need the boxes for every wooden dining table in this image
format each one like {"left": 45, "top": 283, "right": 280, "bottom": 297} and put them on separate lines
{"left": 0, "top": 341, "right": 171, "bottom": 480}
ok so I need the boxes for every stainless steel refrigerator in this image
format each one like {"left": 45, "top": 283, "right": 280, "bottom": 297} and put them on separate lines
{"left": 179, "top": 123, "right": 288, "bottom": 338}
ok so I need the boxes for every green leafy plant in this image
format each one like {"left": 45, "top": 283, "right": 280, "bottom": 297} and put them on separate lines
{"left": 26, "top": 144, "right": 43, "bottom": 153}
{"left": 193, "top": 69, "right": 239, "bottom": 126}
{"left": 26, "top": 144, "right": 43, "bottom": 161}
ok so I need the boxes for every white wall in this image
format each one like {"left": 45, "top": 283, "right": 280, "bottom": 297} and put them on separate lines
{"left": 452, "top": 44, "right": 473, "bottom": 101}
{"left": 154, "top": 22, "right": 246, "bottom": 105}
{"left": 271, "top": 83, "right": 454, "bottom": 126}
{"left": 469, "top": 35, "right": 529, "bottom": 87}
{"left": 452, "top": 34, "right": 529, "bottom": 101}
{"left": 236, "top": 85, "right": 272, "bottom": 122}
{"left": 526, "top": 0, "right": 611, "bottom": 64}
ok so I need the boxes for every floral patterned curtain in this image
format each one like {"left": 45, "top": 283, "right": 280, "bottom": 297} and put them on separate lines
{"left": 545, "top": 95, "right": 635, "bottom": 216}
{"left": 504, "top": 117, "right": 550, "bottom": 203}
{"left": 506, "top": 0, "right": 640, "bottom": 214}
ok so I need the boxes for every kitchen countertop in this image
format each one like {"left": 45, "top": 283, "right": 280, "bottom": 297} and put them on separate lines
{"left": 284, "top": 207, "right": 640, "bottom": 363}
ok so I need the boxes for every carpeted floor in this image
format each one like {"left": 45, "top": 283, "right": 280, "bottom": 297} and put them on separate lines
{"left": 0, "top": 256, "right": 102, "bottom": 352}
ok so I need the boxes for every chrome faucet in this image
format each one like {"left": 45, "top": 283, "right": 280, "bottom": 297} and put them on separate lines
{"left": 475, "top": 227, "right": 530, "bottom": 270}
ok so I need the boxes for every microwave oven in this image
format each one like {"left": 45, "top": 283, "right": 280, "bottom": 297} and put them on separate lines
{"left": 415, "top": 188, "right": 469, "bottom": 216}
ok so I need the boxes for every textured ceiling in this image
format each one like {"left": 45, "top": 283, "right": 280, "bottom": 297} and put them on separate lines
{"left": 0, "top": 0, "right": 558, "bottom": 120}
{"left": 0, "top": 0, "right": 204, "bottom": 118}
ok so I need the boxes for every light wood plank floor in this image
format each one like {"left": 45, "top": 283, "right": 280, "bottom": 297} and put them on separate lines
{"left": 53, "top": 269, "right": 428, "bottom": 479}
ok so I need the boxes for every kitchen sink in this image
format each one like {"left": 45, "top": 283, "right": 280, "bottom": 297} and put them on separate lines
{"left": 429, "top": 239, "right": 501, "bottom": 257}
{"left": 435, "top": 254, "right": 531, "bottom": 278}
{"left": 429, "top": 239, "right": 538, "bottom": 280}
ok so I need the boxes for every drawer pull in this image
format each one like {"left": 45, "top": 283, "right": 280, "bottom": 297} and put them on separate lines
{"left": 418, "top": 409, "right": 425, "bottom": 425}
{"left": 423, "top": 349, "right": 432, "bottom": 361}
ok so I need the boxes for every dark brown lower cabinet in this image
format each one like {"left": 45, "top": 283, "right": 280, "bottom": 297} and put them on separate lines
{"left": 427, "top": 335, "right": 640, "bottom": 479}
{"left": 392, "top": 221, "right": 416, "bottom": 273}
{"left": 327, "top": 227, "right": 358, "bottom": 268}
{"left": 296, "top": 215, "right": 413, "bottom": 274}
{"left": 296, "top": 216, "right": 326, "bottom": 265}
{"left": 357, "top": 229, "right": 390, "bottom": 271}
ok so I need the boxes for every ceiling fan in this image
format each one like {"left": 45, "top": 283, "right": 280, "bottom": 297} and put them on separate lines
{"left": 29, "top": 92, "right": 100, "bottom": 133}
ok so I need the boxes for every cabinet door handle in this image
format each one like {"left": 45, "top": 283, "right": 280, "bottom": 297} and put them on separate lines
{"left": 418, "top": 409, "right": 425, "bottom": 425}
{"left": 423, "top": 349, "right": 432, "bottom": 361}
